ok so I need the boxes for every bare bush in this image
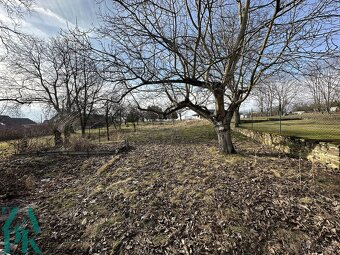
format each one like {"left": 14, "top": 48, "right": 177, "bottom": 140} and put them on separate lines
{"left": 10, "top": 136, "right": 53, "bottom": 153}
{"left": 68, "top": 137, "right": 95, "bottom": 151}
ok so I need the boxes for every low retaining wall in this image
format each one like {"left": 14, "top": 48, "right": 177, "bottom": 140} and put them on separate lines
{"left": 241, "top": 117, "right": 302, "bottom": 124}
{"left": 236, "top": 128, "right": 340, "bottom": 169}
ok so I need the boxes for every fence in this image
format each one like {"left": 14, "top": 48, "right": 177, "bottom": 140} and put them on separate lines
{"left": 0, "top": 125, "right": 129, "bottom": 157}
{"left": 239, "top": 112, "right": 340, "bottom": 144}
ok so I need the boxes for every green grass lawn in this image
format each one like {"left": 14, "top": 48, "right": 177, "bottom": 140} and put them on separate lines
{"left": 240, "top": 118, "right": 340, "bottom": 143}
{"left": 124, "top": 120, "right": 218, "bottom": 143}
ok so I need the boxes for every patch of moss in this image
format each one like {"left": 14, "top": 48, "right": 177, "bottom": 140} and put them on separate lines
{"left": 152, "top": 233, "right": 169, "bottom": 246}
{"left": 48, "top": 196, "right": 76, "bottom": 211}
{"left": 224, "top": 225, "right": 249, "bottom": 235}
{"left": 142, "top": 218, "right": 157, "bottom": 229}
{"left": 299, "top": 196, "right": 313, "bottom": 204}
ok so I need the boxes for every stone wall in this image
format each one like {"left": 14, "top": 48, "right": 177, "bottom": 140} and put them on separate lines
{"left": 236, "top": 128, "right": 340, "bottom": 169}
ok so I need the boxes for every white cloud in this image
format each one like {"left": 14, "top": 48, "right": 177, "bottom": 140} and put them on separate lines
{"left": 1, "top": 0, "right": 98, "bottom": 39}
{"left": 33, "top": 5, "right": 75, "bottom": 27}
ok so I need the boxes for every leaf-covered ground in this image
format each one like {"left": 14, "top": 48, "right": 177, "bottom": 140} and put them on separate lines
{"left": 0, "top": 121, "right": 339, "bottom": 254}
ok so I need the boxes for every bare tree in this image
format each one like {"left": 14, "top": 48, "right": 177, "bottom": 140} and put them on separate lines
{"left": 70, "top": 37, "right": 104, "bottom": 137}
{"left": 6, "top": 29, "right": 104, "bottom": 145}
{"left": 273, "top": 79, "right": 300, "bottom": 115}
{"left": 253, "top": 89, "right": 266, "bottom": 115}
{"left": 252, "top": 77, "right": 276, "bottom": 116}
{"left": 100, "top": 93, "right": 124, "bottom": 140}
{"left": 98, "top": 0, "right": 339, "bottom": 154}
{"left": 253, "top": 74, "right": 300, "bottom": 115}
{"left": 304, "top": 60, "right": 340, "bottom": 113}
{"left": 304, "top": 66, "right": 324, "bottom": 112}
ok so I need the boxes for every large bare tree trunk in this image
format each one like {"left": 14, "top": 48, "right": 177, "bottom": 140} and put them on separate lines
{"left": 80, "top": 114, "right": 88, "bottom": 138}
{"left": 53, "top": 129, "right": 63, "bottom": 148}
{"left": 81, "top": 126, "right": 86, "bottom": 138}
{"left": 213, "top": 89, "right": 237, "bottom": 154}
{"left": 214, "top": 121, "right": 235, "bottom": 154}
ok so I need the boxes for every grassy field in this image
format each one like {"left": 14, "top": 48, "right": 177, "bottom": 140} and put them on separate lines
{"left": 0, "top": 121, "right": 218, "bottom": 157}
{"left": 240, "top": 116, "right": 340, "bottom": 143}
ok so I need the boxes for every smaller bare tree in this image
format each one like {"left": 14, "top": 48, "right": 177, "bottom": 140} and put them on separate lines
{"left": 304, "top": 60, "right": 340, "bottom": 113}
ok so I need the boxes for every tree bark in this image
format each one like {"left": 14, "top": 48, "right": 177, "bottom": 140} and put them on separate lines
{"left": 105, "top": 111, "right": 110, "bottom": 141}
{"left": 54, "top": 129, "right": 63, "bottom": 147}
{"left": 63, "top": 124, "right": 72, "bottom": 147}
{"left": 81, "top": 126, "right": 86, "bottom": 138}
{"left": 234, "top": 105, "right": 241, "bottom": 128}
{"left": 212, "top": 88, "right": 236, "bottom": 154}
{"left": 106, "top": 122, "right": 110, "bottom": 140}
{"left": 80, "top": 115, "right": 88, "bottom": 138}
{"left": 214, "top": 121, "right": 236, "bottom": 154}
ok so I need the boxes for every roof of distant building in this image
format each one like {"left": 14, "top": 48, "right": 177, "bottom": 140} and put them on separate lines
{"left": 0, "top": 115, "right": 36, "bottom": 129}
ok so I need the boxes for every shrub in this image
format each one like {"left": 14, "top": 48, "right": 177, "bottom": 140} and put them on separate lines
{"left": 11, "top": 136, "right": 53, "bottom": 153}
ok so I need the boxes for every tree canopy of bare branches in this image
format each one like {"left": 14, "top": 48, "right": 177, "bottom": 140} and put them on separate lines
{"left": 253, "top": 74, "right": 300, "bottom": 115}
{"left": 304, "top": 59, "right": 340, "bottom": 113}
{"left": 98, "top": 0, "right": 340, "bottom": 153}
{"left": 6, "top": 29, "right": 104, "bottom": 144}
{"left": 0, "top": 0, "right": 33, "bottom": 51}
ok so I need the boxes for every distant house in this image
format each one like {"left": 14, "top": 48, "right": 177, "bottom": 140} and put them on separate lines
{"left": 330, "top": 107, "right": 339, "bottom": 113}
{"left": 44, "top": 113, "right": 108, "bottom": 130}
{"left": 192, "top": 114, "right": 200, "bottom": 119}
{"left": 0, "top": 115, "right": 36, "bottom": 130}
{"left": 292, "top": 111, "right": 305, "bottom": 115}
{"left": 191, "top": 109, "right": 214, "bottom": 119}
{"left": 240, "top": 113, "right": 251, "bottom": 118}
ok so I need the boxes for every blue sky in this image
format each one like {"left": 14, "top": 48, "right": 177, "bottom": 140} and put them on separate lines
{"left": 23, "top": 0, "right": 99, "bottom": 37}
